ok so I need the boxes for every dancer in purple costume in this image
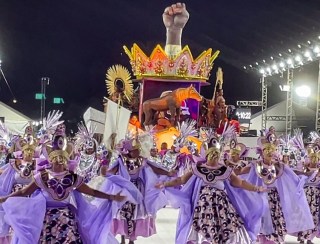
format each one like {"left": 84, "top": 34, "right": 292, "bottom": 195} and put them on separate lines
{"left": 225, "top": 142, "right": 250, "bottom": 174}
{"left": 90, "top": 145, "right": 144, "bottom": 222}
{"left": 294, "top": 150, "right": 320, "bottom": 244}
{"left": 0, "top": 134, "right": 126, "bottom": 244}
{"left": 110, "top": 135, "right": 175, "bottom": 244}
{"left": 238, "top": 135, "right": 314, "bottom": 244}
{"left": 156, "top": 142, "right": 267, "bottom": 244}
{"left": 0, "top": 131, "right": 39, "bottom": 243}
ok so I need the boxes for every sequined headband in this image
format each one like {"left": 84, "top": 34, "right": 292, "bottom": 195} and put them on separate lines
{"left": 49, "top": 150, "right": 70, "bottom": 161}
{"left": 22, "top": 144, "right": 36, "bottom": 152}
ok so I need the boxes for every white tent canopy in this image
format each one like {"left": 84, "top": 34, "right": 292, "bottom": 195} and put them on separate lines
{"left": 0, "top": 101, "right": 31, "bottom": 133}
{"left": 249, "top": 100, "right": 315, "bottom": 134}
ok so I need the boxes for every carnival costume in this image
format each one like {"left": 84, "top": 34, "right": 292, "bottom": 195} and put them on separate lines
{"left": 0, "top": 125, "right": 125, "bottom": 244}
{"left": 243, "top": 133, "right": 314, "bottom": 244}
{"left": 74, "top": 123, "right": 100, "bottom": 182}
{"left": 111, "top": 134, "right": 169, "bottom": 242}
{"left": 160, "top": 138, "right": 266, "bottom": 244}
{"left": 0, "top": 125, "right": 39, "bottom": 243}
{"left": 0, "top": 121, "right": 12, "bottom": 168}
{"left": 294, "top": 131, "right": 320, "bottom": 243}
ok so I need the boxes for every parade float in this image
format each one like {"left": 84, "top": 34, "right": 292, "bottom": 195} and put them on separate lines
{"left": 84, "top": 2, "right": 226, "bottom": 152}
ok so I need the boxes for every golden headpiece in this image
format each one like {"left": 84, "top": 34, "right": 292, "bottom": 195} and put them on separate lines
{"left": 46, "top": 135, "right": 74, "bottom": 162}
{"left": 206, "top": 146, "right": 221, "bottom": 161}
{"left": 124, "top": 44, "right": 219, "bottom": 81}
{"left": 20, "top": 136, "right": 38, "bottom": 152}
{"left": 307, "top": 148, "right": 319, "bottom": 159}
{"left": 48, "top": 149, "right": 70, "bottom": 162}
{"left": 262, "top": 143, "right": 277, "bottom": 153}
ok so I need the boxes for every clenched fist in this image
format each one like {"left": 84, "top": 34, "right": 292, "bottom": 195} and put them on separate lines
{"left": 163, "top": 2, "right": 189, "bottom": 30}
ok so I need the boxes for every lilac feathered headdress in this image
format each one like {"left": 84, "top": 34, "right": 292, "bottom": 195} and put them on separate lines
{"left": 37, "top": 110, "right": 64, "bottom": 144}
{"left": 173, "top": 119, "right": 198, "bottom": 150}
{"left": 74, "top": 122, "right": 98, "bottom": 152}
{"left": 0, "top": 121, "right": 14, "bottom": 152}
{"left": 116, "top": 131, "right": 141, "bottom": 155}
{"left": 278, "top": 134, "right": 293, "bottom": 156}
{"left": 291, "top": 128, "right": 307, "bottom": 165}
{"left": 230, "top": 143, "right": 250, "bottom": 159}
{"left": 308, "top": 131, "right": 320, "bottom": 153}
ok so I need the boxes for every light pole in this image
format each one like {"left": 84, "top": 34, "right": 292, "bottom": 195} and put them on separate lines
{"left": 40, "top": 77, "right": 50, "bottom": 122}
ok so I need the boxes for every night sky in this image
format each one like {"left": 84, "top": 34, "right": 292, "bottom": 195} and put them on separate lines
{"left": 1, "top": 0, "right": 320, "bottom": 131}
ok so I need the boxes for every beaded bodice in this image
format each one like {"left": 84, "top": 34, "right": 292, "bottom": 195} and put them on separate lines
{"left": 255, "top": 160, "right": 283, "bottom": 185}
{"left": 10, "top": 159, "right": 35, "bottom": 179}
{"left": 35, "top": 171, "right": 83, "bottom": 201}
{"left": 192, "top": 163, "right": 233, "bottom": 185}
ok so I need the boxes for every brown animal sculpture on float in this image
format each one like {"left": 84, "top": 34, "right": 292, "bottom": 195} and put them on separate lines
{"left": 143, "top": 85, "right": 202, "bottom": 127}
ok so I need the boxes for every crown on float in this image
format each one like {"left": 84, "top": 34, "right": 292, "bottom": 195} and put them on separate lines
{"left": 123, "top": 44, "right": 220, "bottom": 81}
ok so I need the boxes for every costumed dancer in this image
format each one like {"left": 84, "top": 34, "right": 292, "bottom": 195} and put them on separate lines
{"left": 161, "top": 120, "right": 198, "bottom": 176}
{"left": 156, "top": 138, "right": 266, "bottom": 244}
{"left": 293, "top": 131, "right": 320, "bottom": 244}
{"left": 74, "top": 123, "right": 100, "bottom": 182}
{"left": 0, "top": 122, "right": 11, "bottom": 168}
{"left": 0, "top": 126, "right": 39, "bottom": 243}
{"left": 36, "top": 110, "right": 64, "bottom": 159}
{"left": 0, "top": 132, "right": 126, "bottom": 244}
{"left": 110, "top": 133, "right": 173, "bottom": 244}
{"left": 224, "top": 142, "right": 250, "bottom": 174}
{"left": 86, "top": 143, "right": 113, "bottom": 192}
{"left": 90, "top": 144, "right": 144, "bottom": 241}
{"left": 238, "top": 132, "right": 314, "bottom": 244}
{"left": 277, "top": 134, "right": 294, "bottom": 167}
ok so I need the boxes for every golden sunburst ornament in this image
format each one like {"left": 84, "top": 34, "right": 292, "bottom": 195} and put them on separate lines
{"left": 105, "top": 64, "right": 133, "bottom": 102}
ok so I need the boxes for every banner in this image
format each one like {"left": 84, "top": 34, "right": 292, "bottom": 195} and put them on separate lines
{"left": 103, "top": 99, "right": 131, "bottom": 148}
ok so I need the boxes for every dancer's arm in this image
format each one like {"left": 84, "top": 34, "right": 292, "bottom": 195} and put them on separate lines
{"left": 100, "top": 165, "right": 118, "bottom": 176}
{"left": 235, "top": 165, "right": 251, "bottom": 175}
{"left": 0, "top": 181, "right": 38, "bottom": 203}
{"left": 155, "top": 171, "right": 192, "bottom": 188}
{"left": 148, "top": 163, "right": 177, "bottom": 176}
{"left": 77, "top": 183, "right": 125, "bottom": 202}
{"left": 229, "top": 172, "right": 266, "bottom": 192}
{"left": 293, "top": 169, "right": 314, "bottom": 176}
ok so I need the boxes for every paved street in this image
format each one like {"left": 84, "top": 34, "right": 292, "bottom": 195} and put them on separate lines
{"left": 117, "top": 207, "right": 320, "bottom": 243}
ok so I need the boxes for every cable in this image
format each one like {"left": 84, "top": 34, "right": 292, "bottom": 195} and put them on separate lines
{"left": 0, "top": 66, "right": 17, "bottom": 101}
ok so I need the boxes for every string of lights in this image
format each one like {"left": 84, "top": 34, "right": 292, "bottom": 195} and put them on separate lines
{"left": 243, "top": 35, "right": 320, "bottom": 77}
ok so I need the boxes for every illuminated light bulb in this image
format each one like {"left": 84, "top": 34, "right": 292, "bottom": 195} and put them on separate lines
{"left": 304, "top": 51, "right": 311, "bottom": 57}
{"left": 295, "top": 55, "right": 302, "bottom": 62}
